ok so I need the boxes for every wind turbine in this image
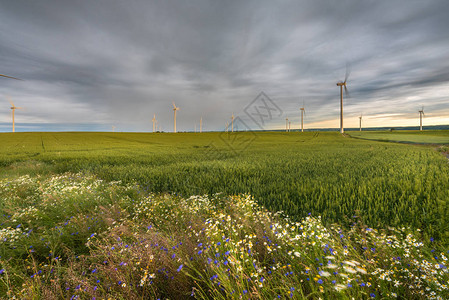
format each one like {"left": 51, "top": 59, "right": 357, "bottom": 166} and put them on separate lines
{"left": 288, "top": 121, "right": 291, "bottom": 132}
{"left": 172, "top": 102, "right": 179, "bottom": 133}
{"left": 359, "top": 114, "right": 363, "bottom": 131}
{"left": 231, "top": 113, "right": 235, "bottom": 133}
{"left": 152, "top": 114, "right": 156, "bottom": 133}
{"left": 286, "top": 117, "right": 289, "bottom": 132}
{"left": 336, "top": 67, "right": 350, "bottom": 134}
{"left": 8, "top": 98, "right": 23, "bottom": 133}
{"left": 112, "top": 125, "right": 116, "bottom": 132}
{"left": 419, "top": 106, "right": 424, "bottom": 131}
{"left": 225, "top": 121, "right": 229, "bottom": 133}
{"left": 300, "top": 102, "right": 305, "bottom": 132}
{"left": 1, "top": 74, "right": 22, "bottom": 80}
{"left": 200, "top": 117, "right": 202, "bottom": 133}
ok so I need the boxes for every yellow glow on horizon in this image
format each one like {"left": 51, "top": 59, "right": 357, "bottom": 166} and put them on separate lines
{"left": 291, "top": 114, "right": 449, "bottom": 130}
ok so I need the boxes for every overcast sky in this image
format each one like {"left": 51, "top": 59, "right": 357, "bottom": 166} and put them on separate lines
{"left": 1, "top": 0, "right": 449, "bottom": 132}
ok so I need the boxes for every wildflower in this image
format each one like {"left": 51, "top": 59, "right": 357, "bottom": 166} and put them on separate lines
{"left": 177, "top": 264, "right": 183, "bottom": 272}
{"left": 320, "top": 271, "right": 331, "bottom": 277}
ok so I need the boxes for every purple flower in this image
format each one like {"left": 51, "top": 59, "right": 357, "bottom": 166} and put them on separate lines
{"left": 0, "top": 269, "right": 4, "bottom": 275}
{"left": 177, "top": 264, "right": 183, "bottom": 272}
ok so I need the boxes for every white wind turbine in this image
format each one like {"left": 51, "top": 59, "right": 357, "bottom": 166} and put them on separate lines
{"left": 8, "top": 98, "right": 23, "bottom": 133}
{"left": 231, "top": 113, "right": 235, "bottom": 133}
{"left": 300, "top": 102, "right": 306, "bottom": 132}
{"left": 152, "top": 114, "right": 157, "bottom": 133}
{"left": 112, "top": 125, "right": 116, "bottom": 132}
{"left": 200, "top": 117, "right": 202, "bottom": 133}
{"left": 285, "top": 117, "right": 289, "bottom": 132}
{"left": 172, "top": 102, "right": 180, "bottom": 133}
{"left": 419, "top": 106, "right": 424, "bottom": 131}
{"left": 336, "top": 66, "right": 350, "bottom": 134}
{"left": 359, "top": 114, "right": 363, "bottom": 132}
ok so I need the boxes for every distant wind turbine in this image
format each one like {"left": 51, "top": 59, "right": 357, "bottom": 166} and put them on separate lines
{"left": 8, "top": 98, "right": 23, "bottom": 133}
{"left": 359, "top": 114, "right": 363, "bottom": 132}
{"left": 288, "top": 121, "right": 291, "bottom": 132}
{"left": 152, "top": 114, "right": 157, "bottom": 133}
{"left": 112, "top": 125, "right": 116, "bottom": 132}
{"left": 285, "top": 117, "right": 289, "bottom": 132}
{"left": 336, "top": 66, "right": 350, "bottom": 134}
{"left": 200, "top": 117, "right": 202, "bottom": 133}
{"left": 300, "top": 102, "right": 305, "bottom": 133}
{"left": 0, "top": 74, "right": 22, "bottom": 80}
{"left": 231, "top": 113, "right": 235, "bottom": 133}
{"left": 172, "top": 102, "right": 180, "bottom": 133}
{"left": 419, "top": 106, "right": 425, "bottom": 131}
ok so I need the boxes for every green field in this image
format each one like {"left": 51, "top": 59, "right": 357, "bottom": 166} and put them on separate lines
{"left": 349, "top": 130, "right": 449, "bottom": 144}
{"left": 1, "top": 131, "right": 448, "bottom": 239}
{"left": 1, "top": 131, "right": 448, "bottom": 299}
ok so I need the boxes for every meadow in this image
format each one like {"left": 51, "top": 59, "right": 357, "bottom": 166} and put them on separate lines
{"left": 0, "top": 131, "right": 448, "bottom": 299}
{"left": 349, "top": 130, "right": 449, "bottom": 144}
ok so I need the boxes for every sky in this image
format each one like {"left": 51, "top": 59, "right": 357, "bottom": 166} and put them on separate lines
{"left": 1, "top": 0, "right": 449, "bottom": 132}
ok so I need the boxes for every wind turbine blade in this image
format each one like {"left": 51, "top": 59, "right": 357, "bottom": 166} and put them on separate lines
{"left": 0, "top": 74, "right": 22, "bottom": 80}
{"left": 172, "top": 102, "right": 176, "bottom": 109}
{"left": 344, "top": 63, "right": 351, "bottom": 83}
{"left": 8, "top": 99, "right": 14, "bottom": 106}
{"left": 344, "top": 85, "right": 350, "bottom": 98}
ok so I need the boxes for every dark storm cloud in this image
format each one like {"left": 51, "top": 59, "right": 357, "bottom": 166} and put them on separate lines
{"left": 1, "top": 0, "right": 448, "bottom": 131}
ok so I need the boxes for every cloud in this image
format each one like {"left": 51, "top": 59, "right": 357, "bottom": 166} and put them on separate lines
{"left": 0, "top": 0, "right": 448, "bottom": 132}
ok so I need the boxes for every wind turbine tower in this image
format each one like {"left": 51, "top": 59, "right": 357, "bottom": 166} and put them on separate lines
{"left": 286, "top": 117, "right": 289, "bottom": 132}
{"left": 152, "top": 114, "right": 156, "bottom": 133}
{"left": 419, "top": 107, "right": 424, "bottom": 131}
{"left": 359, "top": 114, "right": 362, "bottom": 131}
{"left": 231, "top": 113, "right": 234, "bottom": 133}
{"left": 200, "top": 117, "right": 202, "bottom": 133}
{"left": 336, "top": 68, "right": 350, "bottom": 134}
{"left": 300, "top": 105, "right": 305, "bottom": 132}
{"left": 8, "top": 99, "right": 22, "bottom": 133}
{"left": 289, "top": 121, "right": 291, "bottom": 132}
{"left": 112, "top": 125, "right": 116, "bottom": 132}
{"left": 172, "top": 102, "right": 180, "bottom": 133}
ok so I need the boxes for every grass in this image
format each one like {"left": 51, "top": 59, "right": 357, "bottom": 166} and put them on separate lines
{"left": 0, "top": 173, "right": 447, "bottom": 299}
{"left": 349, "top": 130, "right": 449, "bottom": 144}
{"left": 0, "top": 130, "right": 448, "bottom": 298}
{"left": 1, "top": 131, "right": 448, "bottom": 241}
